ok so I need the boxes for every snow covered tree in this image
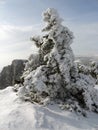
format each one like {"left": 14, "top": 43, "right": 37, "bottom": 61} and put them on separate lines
{"left": 17, "top": 8, "right": 98, "bottom": 113}
{"left": 76, "top": 61, "right": 98, "bottom": 84}
{"left": 89, "top": 61, "right": 98, "bottom": 84}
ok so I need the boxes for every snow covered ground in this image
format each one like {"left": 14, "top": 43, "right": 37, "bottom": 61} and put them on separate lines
{"left": 0, "top": 87, "right": 98, "bottom": 130}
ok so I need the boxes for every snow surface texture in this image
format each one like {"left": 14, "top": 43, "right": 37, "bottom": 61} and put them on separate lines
{"left": 0, "top": 87, "right": 98, "bottom": 130}
{"left": 16, "top": 8, "right": 98, "bottom": 113}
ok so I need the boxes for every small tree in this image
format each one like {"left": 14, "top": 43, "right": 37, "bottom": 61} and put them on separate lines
{"left": 18, "top": 8, "right": 98, "bottom": 113}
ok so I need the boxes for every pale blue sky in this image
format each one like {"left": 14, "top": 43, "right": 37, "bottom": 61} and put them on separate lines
{"left": 0, "top": 0, "right": 98, "bottom": 69}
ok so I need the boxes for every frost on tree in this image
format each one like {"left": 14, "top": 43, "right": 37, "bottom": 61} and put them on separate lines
{"left": 76, "top": 61, "right": 98, "bottom": 84}
{"left": 90, "top": 61, "right": 98, "bottom": 84}
{"left": 18, "top": 8, "right": 98, "bottom": 113}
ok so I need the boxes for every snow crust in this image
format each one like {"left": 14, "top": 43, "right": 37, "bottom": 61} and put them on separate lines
{"left": 0, "top": 87, "right": 98, "bottom": 130}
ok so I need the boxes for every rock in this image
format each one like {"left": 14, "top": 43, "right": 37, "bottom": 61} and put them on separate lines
{"left": 0, "top": 59, "right": 27, "bottom": 89}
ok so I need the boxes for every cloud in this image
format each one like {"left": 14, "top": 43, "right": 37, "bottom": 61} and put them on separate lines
{"left": 65, "top": 22, "right": 98, "bottom": 56}
{"left": 0, "top": 23, "right": 40, "bottom": 69}
{"left": 0, "top": 23, "right": 41, "bottom": 48}
{"left": 0, "top": 0, "right": 6, "bottom": 4}
{"left": 0, "top": 23, "right": 41, "bottom": 40}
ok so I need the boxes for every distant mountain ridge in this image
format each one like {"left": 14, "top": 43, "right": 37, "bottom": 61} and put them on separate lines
{"left": 75, "top": 56, "right": 98, "bottom": 65}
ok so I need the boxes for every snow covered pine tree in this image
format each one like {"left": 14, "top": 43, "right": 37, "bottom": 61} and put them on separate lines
{"left": 18, "top": 8, "right": 98, "bottom": 113}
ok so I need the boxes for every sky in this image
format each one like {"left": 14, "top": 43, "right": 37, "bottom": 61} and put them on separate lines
{"left": 0, "top": 0, "right": 98, "bottom": 69}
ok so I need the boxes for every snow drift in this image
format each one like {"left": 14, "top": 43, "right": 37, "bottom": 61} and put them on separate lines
{"left": 0, "top": 87, "right": 98, "bottom": 130}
